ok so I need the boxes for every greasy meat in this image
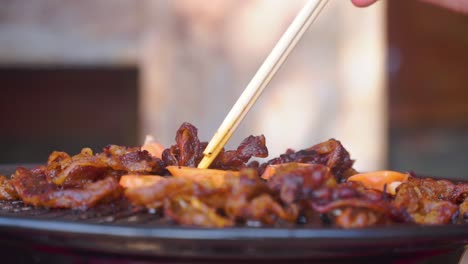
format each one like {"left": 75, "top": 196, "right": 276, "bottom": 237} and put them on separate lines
{"left": 0, "top": 122, "right": 466, "bottom": 229}
{"left": 125, "top": 177, "right": 228, "bottom": 210}
{"left": 267, "top": 163, "right": 337, "bottom": 204}
{"left": 2, "top": 143, "right": 165, "bottom": 209}
{"left": 211, "top": 135, "right": 268, "bottom": 171}
{"left": 265, "top": 163, "right": 397, "bottom": 228}
{"left": 46, "top": 149, "right": 111, "bottom": 188}
{"left": 224, "top": 169, "right": 298, "bottom": 225}
{"left": 162, "top": 123, "right": 204, "bottom": 167}
{"left": 0, "top": 175, "right": 18, "bottom": 200}
{"left": 393, "top": 177, "right": 467, "bottom": 224}
{"left": 127, "top": 169, "right": 297, "bottom": 226}
{"left": 164, "top": 197, "right": 233, "bottom": 227}
{"left": 11, "top": 167, "right": 121, "bottom": 209}
{"left": 47, "top": 146, "right": 165, "bottom": 188}
{"left": 460, "top": 198, "right": 468, "bottom": 222}
{"left": 263, "top": 139, "right": 357, "bottom": 182}
{"left": 162, "top": 122, "right": 268, "bottom": 170}
{"left": 334, "top": 207, "right": 388, "bottom": 229}
{"left": 102, "top": 145, "right": 166, "bottom": 174}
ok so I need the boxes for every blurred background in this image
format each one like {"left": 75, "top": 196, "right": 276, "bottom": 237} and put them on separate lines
{"left": 0, "top": 0, "right": 466, "bottom": 179}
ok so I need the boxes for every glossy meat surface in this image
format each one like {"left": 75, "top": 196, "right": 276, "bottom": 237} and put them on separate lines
{"left": 0, "top": 175, "right": 18, "bottom": 200}
{"left": 224, "top": 169, "right": 298, "bottom": 224}
{"left": 1, "top": 122, "right": 466, "bottom": 229}
{"left": 126, "top": 169, "right": 297, "bottom": 226}
{"left": 393, "top": 177, "right": 467, "bottom": 224}
{"left": 46, "top": 146, "right": 165, "bottom": 188}
{"left": 162, "top": 122, "right": 268, "bottom": 170}
{"left": 460, "top": 198, "right": 468, "bottom": 222}
{"left": 11, "top": 167, "right": 122, "bottom": 209}
{"left": 263, "top": 139, "right": 357, "bottom": 182}
{"left": 267, "top": 163, "right": 337, "bottom": 204}
{"left": 2, "top": 143, "right": 165, "bottom": 209}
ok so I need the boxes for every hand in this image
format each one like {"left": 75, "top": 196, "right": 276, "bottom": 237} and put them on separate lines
{"left": 350, "top": 0, "right": 377, "bottom": 7}
{"left": 351, "top": 0, "right": 468, "bottom": 14}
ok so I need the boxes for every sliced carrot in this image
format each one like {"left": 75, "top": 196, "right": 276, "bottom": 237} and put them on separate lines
{"left": 347, "top": 170, "right": 409, "bottom": 195}
{"left": 119, "top": 174, "right": 166, "bottom": 189}
{"left": 141, "top": 135, "right": 165, "bottom": 159}
{"left": 166, "top": 166, "right": 240, "bottom": 188}
{"left": 261, "top": 163, "right": 317, "bottom": 180}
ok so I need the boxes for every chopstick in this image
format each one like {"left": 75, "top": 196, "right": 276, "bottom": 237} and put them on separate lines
{"left": 198, "top": 0, "right": 329, "bottom": 169}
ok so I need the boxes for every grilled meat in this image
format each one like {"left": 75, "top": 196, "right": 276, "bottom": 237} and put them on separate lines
{"left": 0, "top": 175, "right": 18, "bottom": 200}
{"left": 162, "top": 122, "right": 268, "bottom": 170}
{"left": 11, "top": 167, "right": 121, "bottom": 209}
{"left": 0, "top": 122, "right": 466, "bottom": 229}
{"left": 393, "top": 176, "right": 467, "bottom": 224}
{"left": 263, "top": 139, "right": 357, "bottom": 182}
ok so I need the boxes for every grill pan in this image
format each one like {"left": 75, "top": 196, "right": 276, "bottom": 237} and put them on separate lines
{"left": 0, "top": 164, "right": 467, "bottom": 260}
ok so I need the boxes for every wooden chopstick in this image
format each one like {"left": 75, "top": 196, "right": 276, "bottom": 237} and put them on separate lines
{"left": 198, "top": 0, "right": 329, "bottom": 169}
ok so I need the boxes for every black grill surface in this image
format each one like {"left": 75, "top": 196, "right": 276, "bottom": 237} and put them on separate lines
{"left": 0, "top": 165, "right": 467, "bottom": 260}
{"left": 0, "top": 199, "right": 167, "bottom": 226}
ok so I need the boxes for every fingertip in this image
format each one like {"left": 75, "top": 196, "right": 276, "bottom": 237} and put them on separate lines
{"left": 351, "top": 0, "right": 378, "bottom": 8}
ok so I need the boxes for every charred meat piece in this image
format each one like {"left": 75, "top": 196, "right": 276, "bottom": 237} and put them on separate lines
{"left": 38, "top": 177, "right": 122, "bottom": 209}
{"left": 125, "top": 177, "right": 229, "bottom": 210}
{"left": 2, "top": 121, "right": 466, "bottom": 229}
{"left": 395, "top": 176, "right": 468, "bottom": 204}
{"left": 164, "top": 197, "right": 233, "bottom": 228}
{"left": 334, "top": 207, "right": 389, "bottom": 229}
{"left": 308, "top": 181, "right": 399, "bottom": 228}
{"left": 162, "top": 122, "right": 204, "bottom": 167}
{"left": 125, "top": 177, "right": 199, "bottom": 209}
{"left": 46, "top": 148, "right": 110, "bottom": 188}
{"left": 211, "top": 135, "right": 268, "bottom": 171}
{"left": 402, "top": 177, "right": 457, "bottom": 202}
{"left": 126, "top": 168, "right": 298, "bottom": 226}
{"left": 453, "top": 181, "right": 468, "bottom": 204}
{"left": 264, "top": 139, "right": 356, "bottom": 182}
{"left": 459, "top": 198, "right": 468, "bottom": 222}
{"left": 11, "top": 167, "right": 122, "bottom": 209}
{"left": 267, "top": 163, "right": 337, "bottom": 204}
{"left": 226, "top": 193, "right": 298, "bottom": 225}
{"left": 11, "top": 167, "right": 55, "bottom": 206}
{"left": 265, "top": 163, "right": 396, "bottom": 228}
{"left": 162, "top": 122, "right": 268, "bottom": 170}
{"left": 101, "top": 145, "right": 166, "bottom": 175}
{"left": 225, "top": 169, "right": 298, "bottom": 225}
{"left": 393, "top": 177, "right": 461, "bottom": 224}
{"left": 399, "top": 197, "right": 458, "bottom": 225}
{"left": 0, "top": 175, "right": 18, "bottom": 200}
{"left": 125, "top": 175, "right": 233, "bottom": 227}
{"left": 46, "top": 146, "right": 165, "bottom": 188}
